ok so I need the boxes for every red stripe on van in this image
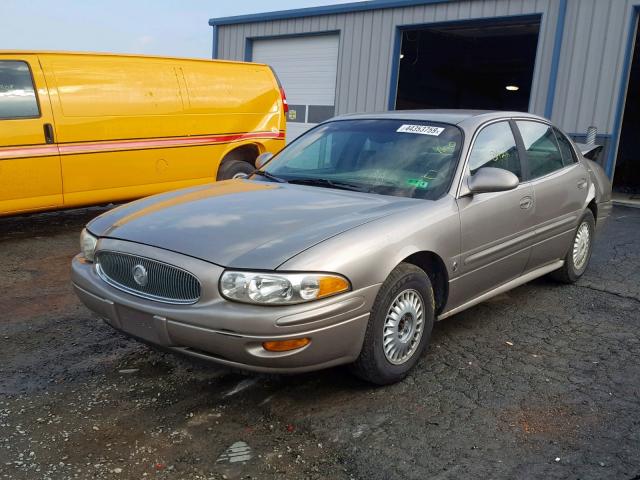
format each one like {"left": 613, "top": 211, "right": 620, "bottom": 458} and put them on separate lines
{"left": 0, "top": 131, "right": 285, "bottom": 160}
{"left": 0, "top": 145, "right": 59, "bottom": 160}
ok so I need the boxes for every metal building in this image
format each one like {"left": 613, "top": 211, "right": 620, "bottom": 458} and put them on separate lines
{"left": 210, "top": 0, "right": 640, "bottom": 195}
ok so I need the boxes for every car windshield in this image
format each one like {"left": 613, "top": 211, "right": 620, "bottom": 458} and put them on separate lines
{"left": 260, "top": 119, "right": 463, "bottom": 200}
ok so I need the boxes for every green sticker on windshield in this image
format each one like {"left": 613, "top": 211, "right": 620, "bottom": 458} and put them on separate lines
{"left": 435, "top": 141, "right": 457, "bottom": 154}
{"left": 406, "top": 178, "right": 429, "bottom": 189}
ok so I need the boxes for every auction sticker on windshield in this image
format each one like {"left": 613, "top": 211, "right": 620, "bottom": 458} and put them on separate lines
{"left": 396, "top": 124, "right": 445, "bottom": 136}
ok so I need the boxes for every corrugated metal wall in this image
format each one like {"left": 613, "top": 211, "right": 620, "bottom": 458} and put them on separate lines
{"left": 552, "top": 0, "right": 639, "bottom": 134}
{"left": 215, "top": 0, "right": 640, "bottom": 140}
{"left": 217, "top": 0, "right": 559, "bottom": 117}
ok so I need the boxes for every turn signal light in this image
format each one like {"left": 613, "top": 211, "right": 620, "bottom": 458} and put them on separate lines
{"left": 263, "top": 337, "right": 311, "bottom": 352}
{"left": 317, "top": 276, "right": 350, "bottom": 298}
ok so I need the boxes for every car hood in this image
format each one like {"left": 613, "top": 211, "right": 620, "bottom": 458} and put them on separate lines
{"left": 88, "top": 179, "right": 419, "bottom": 269}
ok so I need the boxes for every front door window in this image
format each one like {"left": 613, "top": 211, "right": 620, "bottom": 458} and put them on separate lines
{"left": 468, "top": 121, "right": 522, "bottom": 179}
{"left": 0, "top": 61, "right": 40, "bottom": 119}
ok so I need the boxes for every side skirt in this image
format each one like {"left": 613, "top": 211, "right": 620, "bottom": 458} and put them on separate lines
{"left": 437, "top": 260, "right": 564, "bottom": 321}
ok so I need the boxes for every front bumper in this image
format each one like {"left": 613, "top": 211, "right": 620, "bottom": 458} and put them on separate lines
{"left": 71, "top": 239, "right": 379, "bottom": 373}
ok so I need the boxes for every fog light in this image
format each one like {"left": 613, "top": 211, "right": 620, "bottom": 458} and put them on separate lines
{"left": 262, "top": 337, "right": 310, "bottom": 352}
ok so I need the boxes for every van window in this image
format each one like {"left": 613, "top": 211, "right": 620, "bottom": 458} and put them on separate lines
{"left": 468, "top": 121, "right": 522, "bottom": 180}
{"left": 516, "top": 121, "right": 564, "bottom": 179}
{"left": 0, "top": 61, "right": 39, "bottom": 119}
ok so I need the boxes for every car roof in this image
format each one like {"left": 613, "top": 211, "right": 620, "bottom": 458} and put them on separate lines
{"left": 331, "top": 109, "right": 549, "bottom": 127}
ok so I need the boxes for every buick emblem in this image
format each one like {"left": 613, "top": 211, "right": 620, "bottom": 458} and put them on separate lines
{"left": 132, "top": 264, "right": 148, "bottom": 287}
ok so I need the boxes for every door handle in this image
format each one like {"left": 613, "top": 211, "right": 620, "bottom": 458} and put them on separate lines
{"left": 519, "top": 196, "right": 533, "bottom": 210}
{"left": 577, "top": 178, "right": 588, "bottom": 189}
{"left": 43, "top": 123, "right": 55, "bottom": 144}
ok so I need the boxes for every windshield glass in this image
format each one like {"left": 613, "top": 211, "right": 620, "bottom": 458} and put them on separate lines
{"left": 261, "top": 119, "right": 463, "bottom": 200}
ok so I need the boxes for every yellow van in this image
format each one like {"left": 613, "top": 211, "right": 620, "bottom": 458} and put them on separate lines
{"left": 0, "top": 51, "right": 287, "bottom": 216}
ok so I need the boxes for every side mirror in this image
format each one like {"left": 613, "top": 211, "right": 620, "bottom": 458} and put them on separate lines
{"left": 255, "top": 152, "right": 273, "bottom": 170}
{"left": 467, "top": 167, "right": 519, "bottom": 194}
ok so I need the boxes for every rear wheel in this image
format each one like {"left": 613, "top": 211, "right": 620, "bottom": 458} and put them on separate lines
{"left": 550, "top": 210, "right": 596, "bottom": 283}
{"left": 351, "top": 263, "right": 435, "bottom": 385}
{"left": 216, "top": 159, "right": 255, "bottom": 180}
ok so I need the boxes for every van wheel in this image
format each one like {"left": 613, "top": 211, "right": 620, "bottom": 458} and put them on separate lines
{"left": 351, "top": 263, "right": 435, "bottom": 385}
{"left": 550, "top": 210, "right": 596, "bottom": 283}
{"left": 217, "top": 159, "right": 255, "bottom": 180}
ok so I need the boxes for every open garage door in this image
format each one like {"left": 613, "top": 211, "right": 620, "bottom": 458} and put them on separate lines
{"left": 614, "top": 15, "right": 640, "bottom": 196}
{"left": 253, "top": 34, "right": 339, "bottom": 143}
{"left": 394, "top": 16, "right": 541, "bottom": 111}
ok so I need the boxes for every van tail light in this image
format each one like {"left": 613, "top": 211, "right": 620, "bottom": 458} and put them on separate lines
{"left": 280, "top": 87, "right": 289, "bottom": 114}
{"left": 268, "top": 66, "right": 289, "bottom": 114}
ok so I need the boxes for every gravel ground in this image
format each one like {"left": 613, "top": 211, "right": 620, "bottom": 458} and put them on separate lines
{"left": 0, "top": 205, "right": 638, "bottom": 479}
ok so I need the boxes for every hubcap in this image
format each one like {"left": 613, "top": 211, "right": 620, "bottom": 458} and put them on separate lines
{"left": 572, "top": 221, "right": 591, "bottom": 270}
{"left": 382, "top": 289, "right": 424, "bottom": 365}
{"left": 232, "top": 172, "right": 249, "bottom": 179}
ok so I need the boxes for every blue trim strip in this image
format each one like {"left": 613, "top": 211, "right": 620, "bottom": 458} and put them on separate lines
{"left": 209, "top": 0, "right": 453, "bottom": 26}
{"left": 606, "top": 5, "right": 640, "bottom": 178}
{"left": 211, "top": 24, "right": 219, "bottom": 59}
{"left": 567, "top": 133, "right": 612, "bottom": 139}
{"left": 244, "top": 38, "right": 252, "bottom": 62}
{"left": 544, "top": 0, "right": 567, "bottom": 119}
{"left": 387, "top": 27, "right": 402, "bottom": 110}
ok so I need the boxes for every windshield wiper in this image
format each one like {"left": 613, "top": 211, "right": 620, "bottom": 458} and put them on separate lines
{"left": 287, "top": 177, "right": 370, "bottom": 193}
{"left": 251, "top": 170, "right": 288, "bottom": 183}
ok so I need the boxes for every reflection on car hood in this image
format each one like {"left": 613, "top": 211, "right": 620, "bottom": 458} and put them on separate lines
{"left": 88, "top": 179, "right": 419, "bottom": 269}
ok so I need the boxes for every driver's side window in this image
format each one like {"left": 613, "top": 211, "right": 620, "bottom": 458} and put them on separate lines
{"left": 286, "top": 135, "right": 331, "bottom": 170}
{"left": 468, "top": 121, "right": 522, "bottom": 180}
{"left": 285, "top": 132, "right": 347, "bottom": 171}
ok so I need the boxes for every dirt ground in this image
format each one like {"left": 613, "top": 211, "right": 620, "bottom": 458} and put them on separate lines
{"left": 1, "top": 205, "right": 639, "bottom": 480}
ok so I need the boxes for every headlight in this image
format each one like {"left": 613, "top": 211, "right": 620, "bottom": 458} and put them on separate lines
{"left": 220, "top": 271, "right": 350, "bottom": 305}
{"left": 80, "top": 228, "right": 98, "bottom": 262}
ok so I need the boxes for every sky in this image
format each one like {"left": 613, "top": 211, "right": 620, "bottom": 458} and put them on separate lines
{"left": 1, "top": 0, "right": 354, "bottom": 58}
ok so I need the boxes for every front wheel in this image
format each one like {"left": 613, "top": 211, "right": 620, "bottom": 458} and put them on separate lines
{"left": 216, "top": 159, "right": 255, "bottom": 180}
{"left": 351, "top": 263, "right": 435, "bottom": 385}
{"left": 550, "top": 210, "right": 596, "bottom": 283}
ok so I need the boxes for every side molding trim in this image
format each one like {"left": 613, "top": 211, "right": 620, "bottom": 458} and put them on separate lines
{"left": 437, "top": 260, "right": 564, "bottom": 321}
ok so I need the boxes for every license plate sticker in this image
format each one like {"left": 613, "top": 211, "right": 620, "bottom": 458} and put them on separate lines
{"left": 396, "top": 124, "right": 445, "bottom": 136}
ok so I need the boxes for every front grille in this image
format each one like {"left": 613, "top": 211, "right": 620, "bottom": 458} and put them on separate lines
{"left": 95, "top": 251, "right": 201, "bottom": 304}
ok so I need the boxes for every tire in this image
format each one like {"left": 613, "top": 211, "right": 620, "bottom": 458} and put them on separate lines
{"left": 550, "top": 210, "right": 596, "bottom": 284}
{"left": 351, "top": 263, "right": 435, "bottom": 385}
{"left": 216, "top": 159, "right": 255, "bottom": 180}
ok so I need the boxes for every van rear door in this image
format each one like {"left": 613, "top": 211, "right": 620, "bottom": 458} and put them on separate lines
{"left": 0, "top": 55, "right": 62, "bottom": 215}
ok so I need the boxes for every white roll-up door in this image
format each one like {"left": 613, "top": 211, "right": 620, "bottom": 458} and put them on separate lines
{"left": 252, "top": 34, "right": 339, "bottom": 142}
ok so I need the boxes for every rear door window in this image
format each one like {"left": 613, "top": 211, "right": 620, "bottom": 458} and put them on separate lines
{"left": 0, "top": 60, "right": 40, "bottom": 119}
{"left": 516, "top": 121, "right": 564, "bottom": 179}
{"left": 468, "top": 121, "right": 522, "bottom": 180}
{"left": 554, "top": 128, "right": 578, "bottom": 166}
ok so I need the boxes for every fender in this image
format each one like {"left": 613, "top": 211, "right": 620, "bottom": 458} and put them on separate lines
{"left": 278, "top": 197, "right": 460, "bottom": 292}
